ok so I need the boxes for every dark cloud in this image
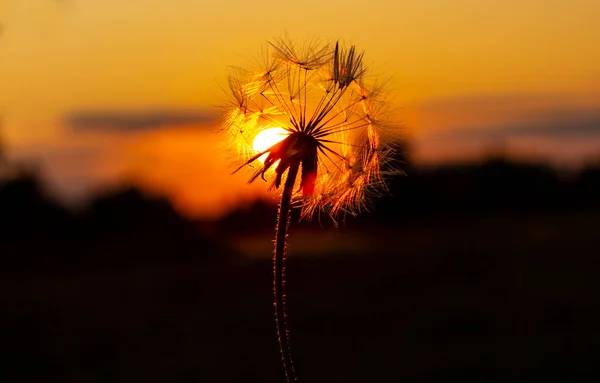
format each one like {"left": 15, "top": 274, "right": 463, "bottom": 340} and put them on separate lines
{"left": 441, "top": 108, "right": 600, "bottom": 140}
{"left": 420, "top": 92, "right": 556, "bottom": 109}
{"left": 65, "top": 109, "right": 218, "bottom": 131}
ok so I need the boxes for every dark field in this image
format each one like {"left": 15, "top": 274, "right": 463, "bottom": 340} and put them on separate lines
{"left": 1, "top": 158, "right": 600, "bottom": 382}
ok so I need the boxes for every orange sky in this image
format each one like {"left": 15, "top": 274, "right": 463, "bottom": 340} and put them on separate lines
{"left": 1, "top": 0, "right": 599, "bottom": 218}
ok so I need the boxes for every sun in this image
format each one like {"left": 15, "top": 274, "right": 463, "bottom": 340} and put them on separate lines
{"left": 252, "top": 127, "right": 289, "bottom": 163}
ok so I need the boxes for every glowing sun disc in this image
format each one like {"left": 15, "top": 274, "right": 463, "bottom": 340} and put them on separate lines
{"left": 252, "top": 127, "right": 289, "bottom": 163}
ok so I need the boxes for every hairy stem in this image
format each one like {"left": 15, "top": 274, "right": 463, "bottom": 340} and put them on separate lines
{"left": 274, "top": 160, "right": 300, "bottom": 383}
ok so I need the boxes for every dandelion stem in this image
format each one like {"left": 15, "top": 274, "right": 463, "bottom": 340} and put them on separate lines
{"left": 274, "top": 160, "right": 300, "bottom": 383}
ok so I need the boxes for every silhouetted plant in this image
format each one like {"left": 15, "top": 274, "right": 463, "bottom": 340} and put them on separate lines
{"left": 222, "top": 36, "right": 399, "bottom": 382}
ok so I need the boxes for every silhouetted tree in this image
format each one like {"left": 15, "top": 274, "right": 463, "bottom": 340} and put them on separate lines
{"left": 575, "top": 164, "right": 600, "bottom": 206}
{"left": 0, "top": 171, "right": 73, "bottom": 242}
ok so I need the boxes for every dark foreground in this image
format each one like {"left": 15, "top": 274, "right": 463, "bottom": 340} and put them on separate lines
{"left": 2, "top": 211, "right": 599, "bottom": 383}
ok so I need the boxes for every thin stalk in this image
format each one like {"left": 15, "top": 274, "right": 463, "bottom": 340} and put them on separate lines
{"left": 274, "top": 160, "right": 300, "bottom": 383}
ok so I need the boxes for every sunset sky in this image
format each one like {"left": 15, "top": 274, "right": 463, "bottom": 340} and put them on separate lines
{"left": 1, "top": 0, "right": 599, "bottom": 218}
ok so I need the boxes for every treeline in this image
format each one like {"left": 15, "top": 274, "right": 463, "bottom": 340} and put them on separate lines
{"left": 0, "top": 173, "right": 233, "bottom": 271}
{"left": 2, "top": 157, "right": 600, "bottom": 269}
{"left": 371, "top": 158, "right": 600, "bottom": 221}
{"left": 215, "top": 157, "right": 600, "bottom": 231}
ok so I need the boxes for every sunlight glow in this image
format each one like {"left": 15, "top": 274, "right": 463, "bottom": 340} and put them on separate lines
{"left": 252, "top": 127, "right": 289, "bottom": 162}
{"left": 223, "top": 39, "right": 392, "bottom": 219}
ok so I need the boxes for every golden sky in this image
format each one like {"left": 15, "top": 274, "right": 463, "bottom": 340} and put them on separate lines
{"left": 1, "top": 0, "right": 599, "bottom": 218}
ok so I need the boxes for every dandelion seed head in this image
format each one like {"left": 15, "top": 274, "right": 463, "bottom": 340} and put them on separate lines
{"left": 222, "top": 37, "right": 399, "bottom": 221}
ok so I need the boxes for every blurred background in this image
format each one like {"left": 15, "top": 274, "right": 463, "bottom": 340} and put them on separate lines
{"left": 1, "top": 1, "right": 599, "bottom": 382}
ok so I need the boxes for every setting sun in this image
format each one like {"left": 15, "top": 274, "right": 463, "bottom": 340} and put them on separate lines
{"left": 252, "top": 127, "right": 290, "bottom": 163}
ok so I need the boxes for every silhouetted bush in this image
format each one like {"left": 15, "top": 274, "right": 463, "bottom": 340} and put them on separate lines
{"left": 0, "top": 178, "right": 237, "bottom": 271}
{"left": 575, "top": 164, "right": 600, "bottom": 207}
{"left": 0, "top": 172, "right": 73, "bottom": 241}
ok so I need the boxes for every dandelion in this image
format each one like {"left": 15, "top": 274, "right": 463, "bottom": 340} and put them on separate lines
{"left": 221, "top": 36, "right": 399, "bottom": 382}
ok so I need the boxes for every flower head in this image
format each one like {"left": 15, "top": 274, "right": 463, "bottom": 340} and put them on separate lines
{"left": 222, "top": 37, "right": 398, "bottom": 220}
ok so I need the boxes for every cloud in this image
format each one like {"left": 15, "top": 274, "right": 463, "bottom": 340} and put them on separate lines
{"left": 443, "top": 108, "right": 600, "bottom": 140}
{"left": 416, "top": 91, "right": 600, "bottom": 141}
{"left": 65, "top": 109, "right": 219, "bottom": 131}
{"left": 413, "top": 91, "right": 600, "bottom": 135}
